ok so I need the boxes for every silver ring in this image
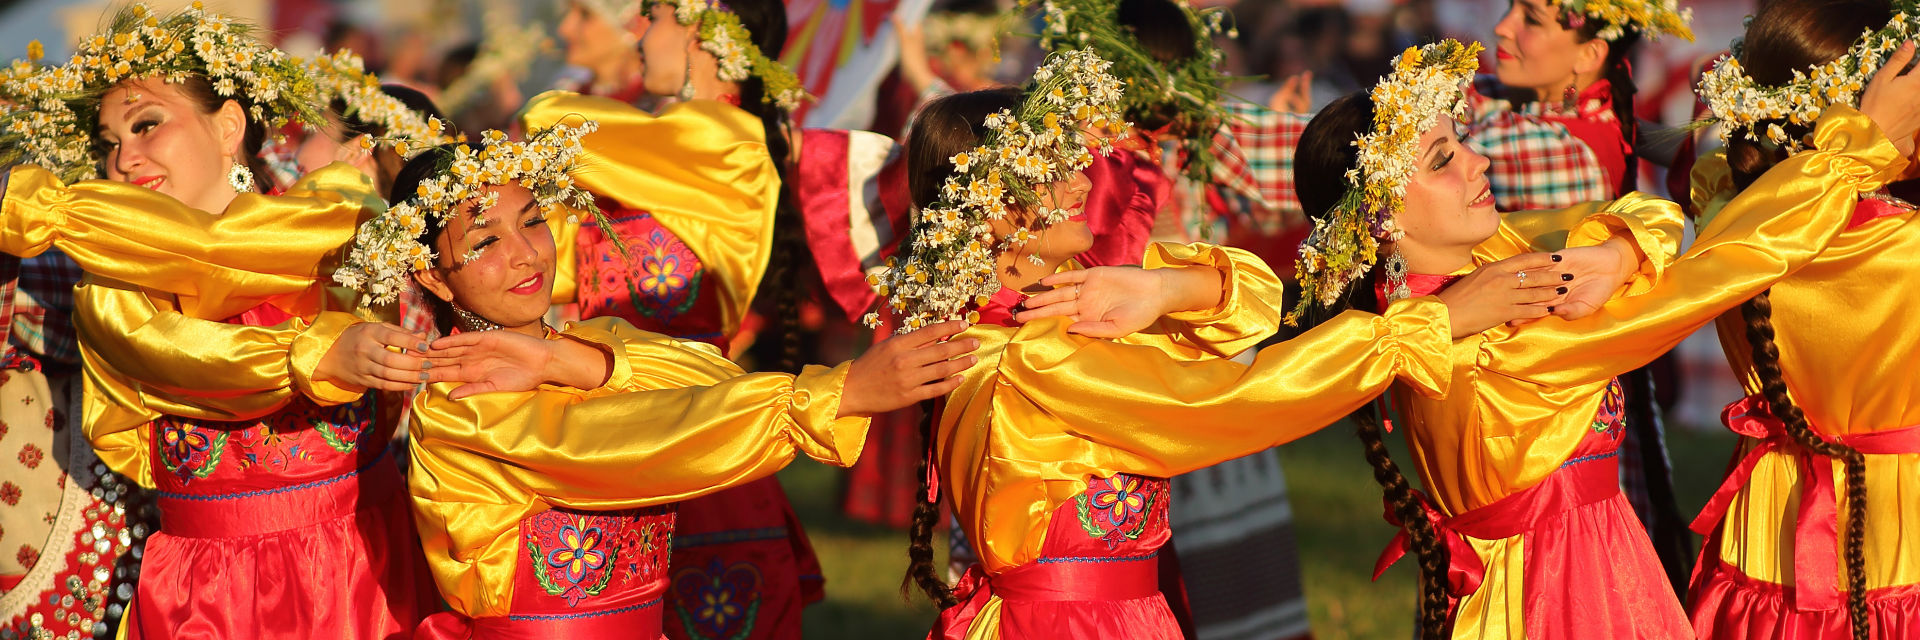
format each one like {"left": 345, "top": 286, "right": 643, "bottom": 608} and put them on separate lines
{"left": 1516, "top": 271, "right": 1528, "bottom": 285}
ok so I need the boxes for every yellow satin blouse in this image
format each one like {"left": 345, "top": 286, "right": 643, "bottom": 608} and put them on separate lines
{"left": 0, "top": 164, "right": 384, "bottom": 485}
{"left": 519, "top": 93, "right": 780, "bottom": 335}
{"left": 938, "top": 242, "right": 1456, "bottom": 574}
{"left": 406, "top": 318, "right": 868, "bottom": 618}
{"left": 1691, "top": 119, "right": 1920, "bottom": 590}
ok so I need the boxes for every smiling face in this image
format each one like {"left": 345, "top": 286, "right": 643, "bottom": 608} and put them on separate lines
{"left": 987, "top": 169, "right": 1096, "bottom": 269}
{"left": 1394, "top": 117, "right": 1500, "bottom": 272}
{"left": 97, "top": 76, "right": 248, "bottom": 213}
{"left": 1492, "top": 0, "right": 1605, "bottom": 99}
{"left": 412, "top": 183, "right": 557, "bottom": 333}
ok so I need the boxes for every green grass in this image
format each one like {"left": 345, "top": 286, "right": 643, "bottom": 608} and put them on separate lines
{"left": 781, "top": 422, "right": 1740, "bottom": 639}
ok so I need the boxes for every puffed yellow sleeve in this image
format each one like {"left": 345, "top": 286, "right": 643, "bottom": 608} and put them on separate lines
{"left": 1691, "top": 150, "right": 1736, "bottom": 223}
{"left": 998, "top": 296, "right": 1452, "bottom": 477}
{"left": 522, "top": 93, "right": 780, "bottom": 334}
{"left": 408, "top": 318, "right": 869, "bottom": 511}
{"left": 1, "top": 163, "right": 378, "bottom": 321}
{"left": 1480, "top": 104, "right": 1908, "bottom": 387}
{"left": 1473, "top": 194, "right": 1686, "bottom": 293}
{"left": 1130, "top": 242, "right": 1286, "bottom": 358}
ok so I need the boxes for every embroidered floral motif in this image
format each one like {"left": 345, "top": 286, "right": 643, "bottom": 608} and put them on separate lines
{"left": 582, "top": 214, "right": 707, "bottom": 327}
{"left": 1592, "top": 378, "right": 1627, "bottom": 436}
{"left": 1075, "top": 473, "right": 1161, "bottom": 548}
{"left": 310, "top": 399, "right": 372, "bottom": 453}
{"left": 156, "top": 421, "right": 227, "bottom": 483}
{"left": 15, "top": 543, "right": 37, "bottom": 567}
{"left": 671, "top": 558, "right": 762, "bottom": 640}
{"left": 0, "top": 481, "right": 19, "bottom": 506}
{"left": 17, "top": 443, "right": 43, "bottom": 469}
{"left": 524, "top": 511, "right": 625, "bottom": 607}
{"left": 232, "top": 420, "right": 310, "bottom": 472}
{"left": 609, "top": 514, "right": 673, "bottom": 583}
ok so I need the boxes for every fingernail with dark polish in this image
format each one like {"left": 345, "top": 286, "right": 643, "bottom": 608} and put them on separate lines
{"left": 1548, "top": 306, "right": 1555, "bottom": 313}
{"left": 418, "top": 342, "right": 431, "bottom": 352}
{"left": 419, "top": 372, "right": 431, "bottom": 381}
{"left": 1560, "top": 273, "right": 1573, "bottom": 281}
{"left": 1551, "top": 254, "right": 1563, "bottom": 262}
{"left": 422, "top": 361, "right": 433, "bottom": 369}
{"left": 1556, "top": 286, "right": 1567, "bottom": 294}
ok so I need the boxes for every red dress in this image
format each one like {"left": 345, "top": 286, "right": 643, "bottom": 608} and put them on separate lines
{"left": 574, "top": 204, "right": 823, "bottom": 640}
{"left": 127, "top": 306, "right": 434, "bottom": 639}
{"left": 937, "top": 473, "right": 1182, "bottom": 639}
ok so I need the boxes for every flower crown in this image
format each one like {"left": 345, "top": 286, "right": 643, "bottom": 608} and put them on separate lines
{"left": 307, "top": 51, "right": 462, "bottom": 157}
{"left": 1553, "top": 0, "right": 1694, "bottom": 42}
{"left": 0, "top": 2, "right": 324, "bottom": 182}
{"left": 1027, "top": 0, "right": 1232, "bottom": 182}
{"left": 645, "top": 0, "right": 807, "bottom": 110}
{"left": 1697, "top": 4, "right": 1918, "bottom": 151}
{"left": 1288, "top": 40, "right": 1482, "bottom": 325}
{"left": 863, "top": 49, "right": 1128, "bottom": 332}
{"left": 334, "top": 123, "right": 603, "bottom": 306}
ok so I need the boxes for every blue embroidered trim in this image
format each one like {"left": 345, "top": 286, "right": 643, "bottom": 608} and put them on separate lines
{"left": 506, "top": 597, "right": 662, "bottom": 621}
{"left": 1559, "top": 451, "right": 1619, "bottom": 469}
{"left": 155, "top": 447, "right": 391, "bottom": 501}
{"left": 1033, "top": 551, "right": 1159, "bottom": 565}
{"left": 671, "top": 526, "right": 789, "bottom": 549}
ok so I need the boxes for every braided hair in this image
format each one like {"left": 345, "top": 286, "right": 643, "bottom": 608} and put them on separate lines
{"left": 1296, "top": 92, "right": 1453, "bottom": 639}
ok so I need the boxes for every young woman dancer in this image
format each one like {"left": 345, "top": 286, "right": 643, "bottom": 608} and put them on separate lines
{"left": 0, "top": 4, "right": 460, "bottom": 637}
{"left": 882, "top": 49, "right": 1634, "bottom": 640}
{"left": 1290, "top": 37, "right": 1920, "bottom": 639}
{"left": 324, "top": 124, "right": 973, "bottom": 638}
{"left": 1684, "top": 0, "right": 1920, "bottom": 637}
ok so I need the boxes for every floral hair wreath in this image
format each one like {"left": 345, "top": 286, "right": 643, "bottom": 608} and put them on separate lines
{"left": 1288, "top": 40, "right": 1482, "bottom": 326}
{"left": 334, "top": 123, "right": 606, "bottom": 306}
{"left": 863, "top": 49, "right": 1129, "bottom": 332}
{"left": 1027, "top": 0, "right": 1233, "bottom": 182}
{"left": 1552, "top": 0, "right": 1694, "bottom": 42}
{"left": 644, "top": 0, "right": 807, "bottom": 110}
{"left": 1697, "top": 2, "right": 1919, "bottom": 151}
{"left": 0, "top": 2, "right": 324, "bottom": 182}
{"left": 307, "top": 51, "right": 463, "bottom": 158}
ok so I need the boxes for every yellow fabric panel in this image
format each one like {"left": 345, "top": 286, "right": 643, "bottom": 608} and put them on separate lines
{"left": 520, "top": 94, "right": 779, "bottom": 335}
{"left": 406, "top": 317, "right": 870, "bottom": 617}
{"left": 1, "top": 163, "right": 379, "bottom": 320}
{"left": 1451, "top": 535, "right": 1526, "bottom": 639}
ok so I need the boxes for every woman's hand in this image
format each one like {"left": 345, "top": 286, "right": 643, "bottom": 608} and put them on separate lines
{"left": 314, "top": 322, "right": 431, "bottom": 392}
{"left": 1859, "top": 41, "right": 1920, "bottom": 158}
{"left": 1539, "top": 236, "right": 1639, "bottom": 321}
{"left": 891, "top": 14, "right": 937, "bottom": 96}
{"left": 1434, "top": 253, "right": 1570, "bottom": 338}
{"left": 423, "top": 330, "right": 613, "bottom": 399}
{"left": 1015, "top": 265, "right": 1224, "bottom": 338}
{"left": 839, "top": 320, "right": 978, "bottom": 417}
{"left": 1269, "top": 71, "right": 1314, "bottom": 114}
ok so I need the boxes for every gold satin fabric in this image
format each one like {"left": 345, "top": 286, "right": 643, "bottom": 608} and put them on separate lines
{"left": 1391, "top": 105, "right": 1907, "bottom": 638}
{"left": 1, "top": 164, "right": 384, "bottom": 485}
{"left": 407, "top": 317, "right": 869, "bottom": 618}
{"left": 519, "top": 94, "right": 780, "bottom": 336}
{"left": 1690, "top": 126, "right": 1920, "bottom": 591}
{"left": 937, "top": 242, "right": 1453, "bottom": 581}
{"left": 2, "top": 163, "right": 379, "bottom": 321}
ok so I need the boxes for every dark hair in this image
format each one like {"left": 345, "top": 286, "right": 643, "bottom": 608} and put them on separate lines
{"left": 1295, "top": 91, "right": 1452, "bottom": 640}
{"left": 1721, "top": 2, "right": 1889, "bottom": 638}
{"left": 1568, "top": 22, "right": 1644, "bottom": 194}
{"left": 1115, "top": 0, "right": 1200, "bottom": 133}
{"left": 905, "top": 88, "right": 1024, "bottom": 210}
{"left": 327, "top": 84, "right": 459, "bottom": 195}
{"left": 158, "top": 74, "right": 274, "bottom": 193}
{"left": 725, "top": 0, "right": 811, "bottom": 373}
{"left": 388, "top": 142, "right": 482, "bottom": 336}
{"left": 893, "top": 89, "right": 1019, "bottom": 611}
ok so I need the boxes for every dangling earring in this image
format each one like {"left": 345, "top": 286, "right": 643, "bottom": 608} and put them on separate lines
{"left": 1383, "top": 247, "right": 1411, "bottom": 302}
{"left": 451, "top": 304, "right": 502, "bottom": 333}
{"left": 1560, "top": 85, "right": 1578, "bottom": 112}
{"left": 678, "top": 55, "right": 698, "bottom": 101}
{"left": 227, "top": 162, "right": 254, "bottom": 193}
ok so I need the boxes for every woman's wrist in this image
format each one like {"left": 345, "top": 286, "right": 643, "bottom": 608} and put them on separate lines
{"left": 1157, "top": 265, "right": 1226, "bottom": 316}
{"left": 542, "top": 336, "right": 615, "bottom": 390}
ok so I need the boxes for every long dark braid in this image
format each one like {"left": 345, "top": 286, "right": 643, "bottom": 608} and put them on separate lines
{"left": 1356, "top": 402, "right": 1453, "bottom": 640}
{"left": 1741, "top": 292, "right": 1871, "bottom": 640}
{"left": 1596, "top": 30, "right": 1642, "bottom": 193}
{"left": 901, "top": 399, "right": 958, "bottom": 608}
{"left": 728, "top": 0, "right": 809, "bottom": 374}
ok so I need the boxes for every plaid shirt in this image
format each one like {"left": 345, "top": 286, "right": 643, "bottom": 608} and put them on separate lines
{"left": 1213, "top": 100, "right": 1309, "bottom": 226}
{"left": 1464, "top": 77, "right": 1612, "bottom": 212}
{"left": 0, "top": 250, "right": 84, "bottom": 371}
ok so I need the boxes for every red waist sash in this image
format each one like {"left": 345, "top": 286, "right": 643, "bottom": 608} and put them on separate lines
{"left": 418, "top": 598, "right": 664, "bottom": 640}
{"left": 1372, "top": 447, "right": 1621, "bottom": 599}
{"left": 1689, "top": 394, "right": 1920, "bottom": 612}
{"left": 930, "top": 551, "right": 1161, "bottom": 640}
{"left": 155, "top": 448, "right": 398, "bottom": 538}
